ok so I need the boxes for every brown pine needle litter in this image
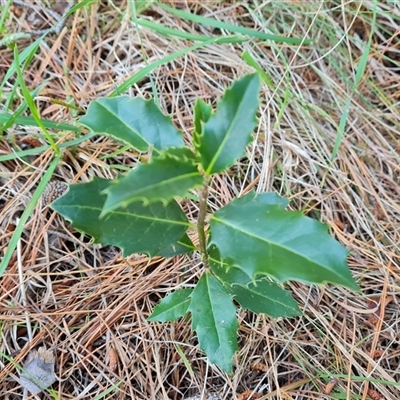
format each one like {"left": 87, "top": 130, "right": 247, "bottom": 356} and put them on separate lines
{"left": 1, "top": 1, "right": 399, "bottom": 399}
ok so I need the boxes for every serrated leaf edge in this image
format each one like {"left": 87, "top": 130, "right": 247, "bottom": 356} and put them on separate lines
{"left": 202, "top": 74, "right": 260, "bottom": 175}
{"left": 101, "top": 171, "right": 204, "bottom": 213}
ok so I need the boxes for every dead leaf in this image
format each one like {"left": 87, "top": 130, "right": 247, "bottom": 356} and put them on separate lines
{"left": 107, "top": 346, "right": 118, "bottom": 372}
{"left": 367, "top": 388, "right": 385, "bottom": 400}
{"left": 237, "top": 390, "right": 260, "bottom": 400}
{"left": 333, "top": 220, "right": 345, "bottom": 230}
{"left": 250, "top": 361, "right": 268, "bottom": 372}
{"left": 20, "top": 347, "right": 56, "bottom": 394}
{"left": 367, "top": 296, "right": 394, "bottom": 325}
{"left": 324, "top": 378, "right": 338, "bottom": 394}
{"left": 368, "top": 348, "right": 385, "bottom": 359}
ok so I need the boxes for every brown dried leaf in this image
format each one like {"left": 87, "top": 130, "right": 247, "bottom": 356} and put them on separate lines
{"left": 324, "top": 378, "right": 338, "bottom": 395}
{"left": 107, "top": 346, "right": 118, "bottom": 372}
{"left": 367, "top": 388, "right": 385, "bottom": 400}
{"left": 369, "top": 348, "right": 385, "bottom": 359}
{"left": 19, "top": 136, "right": 42, "bottom": 149}
{"left": 237, "top": 390, "right": 260, "bottom": 400}
{"left": 367, "top": 296, "right": 394, "bottom": 325}
{"left": 332, "top": 220, "right": 345, "bottom": 230}
{"left": 20, "top": 347, "right": 56, "bottom": 394}
{"left": 250, "top": 361, "right": 268, "bottom": 373}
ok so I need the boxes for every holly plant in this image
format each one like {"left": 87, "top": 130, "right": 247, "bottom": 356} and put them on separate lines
{"left": 51, "top": 73, "right": 358, "bottom": 374}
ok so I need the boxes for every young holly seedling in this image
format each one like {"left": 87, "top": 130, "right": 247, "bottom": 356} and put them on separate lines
{"left": 51, "top": 73, "right": 358, "bottom": 373}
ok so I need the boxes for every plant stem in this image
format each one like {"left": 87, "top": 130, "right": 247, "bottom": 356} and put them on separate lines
{"left": 197, "top": 180, "right": 210, "bottom": 270}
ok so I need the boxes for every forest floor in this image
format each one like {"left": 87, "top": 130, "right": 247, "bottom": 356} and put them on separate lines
{"left": 0, "top": 1, "right": 399, "bottom": 399}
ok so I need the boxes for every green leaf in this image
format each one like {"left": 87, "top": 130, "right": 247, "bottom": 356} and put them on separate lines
{"left": 158, "top": 233, "right": 195, "bottom": 258}
{"left": 195, "top": 74, "right": 260, "bottom": 175}
{"left": 102, "top": 148, "right": 203, "bottom": 213}
{"left": 209, "top": 246, "right": 251, "bottom": 286}
{"left": 209, "top": 190, "right": 358, "bottom": 290}
{"left": 79, "top": 96, "right": 183, "bottom": 152}
{"left": 188, "top": 272, "right": 238, "bottom": 374}
{"left": 250, "top": 192, "right": 289, "bottom": 209}
{"left": 148, "top": 289, "right": 193, "bottom": 322}
{"left": 233, "top": 191, "right": 289, "bottom": 209}
{"left": 51, "top": 177, "right": 189, "bottom": 257}
{"left": 193, "top": 98, "right": 212, "bottom": 135}
{"left": 231, "top": 280, "right": 302, "bottom": 318}
{"left": 209, "top": 247, "right": 300, "bottom": 317}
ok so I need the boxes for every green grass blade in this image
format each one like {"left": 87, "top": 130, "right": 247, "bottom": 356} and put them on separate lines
{"left": 330, "top": 0, "right": 377, "bottom": 162}
{"left": 135, "top": 17, "right": 216, "bottom": 41}
{"left": 157, "top": 3, "right": 311, "bottom": 45}
{"left": 0, "top": 84, "right": 44, "bottom": 131}
{"left": 0, "top": 40, "right": 41, "bottom": 91}
{"left": 136, "top": 17, "right": 247, "bottom": 43}
{"left": 0, "top": 154, "right": 62, "bottom": 276}
{"left": 174, "top": 344, "right": 195, "bottom": 378}
{"left": 0, "top": 112, "right": 80, "bottom": 132}
{"left": 110, "top": 35, "right": 244, "bottom": 96}
{"left": 63, "top": 0, "right": 96, "bottom": 17}
{"left": 0, "top": 0, "right": 12, "bottom": 31}
{"left": 318, "top": 373, "right": 400, "bottom": 388}
{"left": 92, "top": 381, "right": 123, "bottom": 400}
{"left": 0, "top": 132, "right": 94, "bottom": 162}
{"left": 13, "top": 46, "right": 60, "bottom": 155}
{"left": 242, "top": 51, "right": 275, "bottom": 90}
{"left": 0, "top": 0, "right": 94, "bottom": 91}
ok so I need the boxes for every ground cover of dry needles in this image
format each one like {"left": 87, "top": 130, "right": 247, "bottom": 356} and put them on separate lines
{"left": 0, "top": 1, "right": 399, "bottom": 399}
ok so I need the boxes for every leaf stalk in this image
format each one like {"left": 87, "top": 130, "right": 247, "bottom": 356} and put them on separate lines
{"left": 197, "top": 179, "right": 210, "bottom": 269}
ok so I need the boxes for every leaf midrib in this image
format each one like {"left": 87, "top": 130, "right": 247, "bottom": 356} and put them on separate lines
{"left": 212, "top": 216, "right": 335, "bottom": 273}
{"left": 98, "top": 101, "right": 151, "bottom": 149}
{"left": 234, "top": 283, "right": 297, "bottom": 311}
{"left": 205, "top": 88, "right": 249, "bottom": 174}
{"left": 60, "top": 204, "right": 189, "bottom": 226}
{"left": 205, "top": 274, "right": 229, "bottom": 351}
{"left": 117, "top": 171, "right": 202, "bottom": 202}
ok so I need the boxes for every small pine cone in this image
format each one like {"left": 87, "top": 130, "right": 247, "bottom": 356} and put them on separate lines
{"left": 42, "top": 181, "right": 68, "bottom": 207}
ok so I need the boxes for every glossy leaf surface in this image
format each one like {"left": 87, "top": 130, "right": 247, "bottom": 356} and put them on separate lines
{"left": 209, "top": 246, "right": 251, "bottom": 287}
{"left": 158, "top": 233, "right": 195, "bottom": 258}
{"left": 195, "top": 74, "right": 260, "bottom": 175}
{"left": 148, "top": 289, "right": 193, "bottom": 322}
{"left": 189, "top": 273, "right": 238, "bottom": 374}
{"left": 193, "top": 98, "right": 212, "bottom": 135}
{"left": 209, "top": 247, "right": 301, "bottom": 317}
{"left": 231, "top": 280, "right": 301, "bottom": 318}
{"left": 102, "top": 148, "right": 203, "bottom": 213}
{"left": 51, "top": 177, "right": 189, "bottom": 257}
{"left": 79, "top": 96, "right": 183, "bottom": 151}
{"left": 210, "top": 191, "right": 358, "bottom": 290}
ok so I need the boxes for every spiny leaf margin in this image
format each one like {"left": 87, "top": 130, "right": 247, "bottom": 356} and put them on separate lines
{"left": 194, "top": 73, "right": 261, "bottom": 175}
{"left": 50, "top": 177, "right": 189, "bottom": 257}
{"left": 102, "top": 148, "right": 204, "bottom": 213}
{"left": 209, "top": 247, "right": 301, "bottom": 318}
{"left": 230, "top": 280, "right": 302, "bottom": 318}
{"left": 209, "top": 190, "right": 358, "bottom": 290}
